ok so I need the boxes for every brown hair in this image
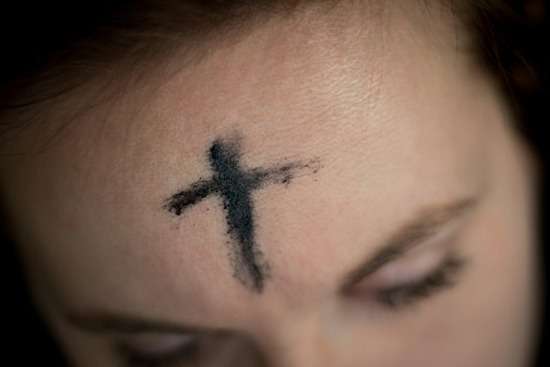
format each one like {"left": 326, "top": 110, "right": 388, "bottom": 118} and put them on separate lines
{"left": 466, "top": 0, "right": 547, "bottom": 150}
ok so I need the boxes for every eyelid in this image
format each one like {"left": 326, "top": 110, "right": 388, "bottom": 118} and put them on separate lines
{"left": 365, "top": 217, "right": 465, "bottom": 289}
{"left": 116, "top": 332, "right": 197, "bottom": 358}
{"left": 367, "top": 245, "right": 449, "bottom": 288}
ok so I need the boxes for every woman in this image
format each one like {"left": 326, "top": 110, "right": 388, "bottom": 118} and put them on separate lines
{"left": 1, "top": 0, "right": 546, "bottom": 366}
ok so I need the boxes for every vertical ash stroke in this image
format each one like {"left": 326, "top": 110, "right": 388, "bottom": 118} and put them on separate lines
{"left": 163, "top": 135, "right": 321, "bottom": 292}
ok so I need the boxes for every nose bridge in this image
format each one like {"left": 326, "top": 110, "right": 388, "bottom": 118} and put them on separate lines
{"left": 263, "top": 312, "right": 339, "bottom": 367}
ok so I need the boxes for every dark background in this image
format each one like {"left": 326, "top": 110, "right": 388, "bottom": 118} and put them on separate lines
{"left": 2, "top": 1, "right": 548, "bottom": 366}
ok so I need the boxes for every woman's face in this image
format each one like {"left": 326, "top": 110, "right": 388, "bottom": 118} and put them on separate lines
{"left": 0, "top": 2, "right": 540, "bottom": 367}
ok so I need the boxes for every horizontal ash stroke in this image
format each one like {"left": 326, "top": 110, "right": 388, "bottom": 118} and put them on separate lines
{"left": 164, "top": 159, "right": 321, "bottom": 216}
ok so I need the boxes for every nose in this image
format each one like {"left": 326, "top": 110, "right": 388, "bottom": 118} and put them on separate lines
{"left": 263, "top": 315, "right": 344, "bottom": 367}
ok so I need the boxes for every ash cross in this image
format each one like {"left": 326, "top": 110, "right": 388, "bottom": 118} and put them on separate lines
{"left": 163, "top": 136, "right": 320, "bottom": 293}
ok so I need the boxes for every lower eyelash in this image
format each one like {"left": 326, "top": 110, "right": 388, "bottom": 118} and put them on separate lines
{"left": 376, "top": 255, "right": 468, "bottom": 310}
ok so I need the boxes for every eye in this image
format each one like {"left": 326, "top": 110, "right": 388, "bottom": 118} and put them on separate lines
{"left": 116, "top": 334, "right": 199, "bottom": 367}
{"left": 116, "top": 332, "right": 266, "bottom": 367}
{"left": 375, "top": 254, "right": 468, "bottom": 310}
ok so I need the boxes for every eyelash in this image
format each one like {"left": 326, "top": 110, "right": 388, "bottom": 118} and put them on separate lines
{"left": 375, "top": 255, "right": 468, "bottom": 310}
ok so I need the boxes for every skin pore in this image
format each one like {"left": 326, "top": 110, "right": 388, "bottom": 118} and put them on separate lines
{"left": 0, "top": 1, "right": 540, "bottom": 367}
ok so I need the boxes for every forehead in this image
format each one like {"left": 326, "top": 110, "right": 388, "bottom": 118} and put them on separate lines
{"left": 2, "top": 3, "right": 494, "bottom": 322}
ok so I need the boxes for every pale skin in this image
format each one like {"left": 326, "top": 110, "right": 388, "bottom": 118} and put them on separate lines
{"left": 0, "top": 2, "right": 540, "bottom": 367}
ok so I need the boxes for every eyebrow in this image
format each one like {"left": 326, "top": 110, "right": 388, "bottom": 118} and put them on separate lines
{"left": 66, "top": 312, "right": 208, "bottom": 335}
{"left": 65, "top": 197, "right": 480, "bottom": 335}
{"left": 340, "top": 197, "right": 479, "bottom": 292}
